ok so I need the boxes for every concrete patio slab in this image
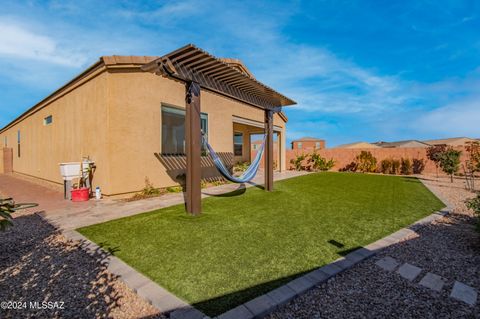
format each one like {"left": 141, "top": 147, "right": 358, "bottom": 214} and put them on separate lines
{"left": 24, "top": 170, "right": 309, "bottom": 230}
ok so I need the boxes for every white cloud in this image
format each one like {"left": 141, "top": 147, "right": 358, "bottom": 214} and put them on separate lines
{"left": 0, "top": 21, "right": 87, "bottom": 67}
{"left": 413, "top": 98, "right": 480, "bottom": 137}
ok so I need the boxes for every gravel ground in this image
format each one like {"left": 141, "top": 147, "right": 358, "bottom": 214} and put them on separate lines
{"left": 269, "top": 175, "right": 480, "bottom": 319}
{"left": 0, "top": 209, "right": 165, "bottom": 319}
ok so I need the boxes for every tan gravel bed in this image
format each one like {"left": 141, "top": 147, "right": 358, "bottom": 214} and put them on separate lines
{"left": 268, "top": 175, "right": 480, "bottom": 318}
{"left": 0, "top": 209, "right": 165, "bottom": 319}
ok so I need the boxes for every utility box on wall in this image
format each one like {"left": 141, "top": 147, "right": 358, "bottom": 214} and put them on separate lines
{"left": 2, "top": 148, "right": 13, "bottom": 174}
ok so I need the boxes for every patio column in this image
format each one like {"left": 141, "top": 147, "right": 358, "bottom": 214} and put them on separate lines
{"left": 265, "top": 109, "right": 274, "bottom": 191}
{"left": 185, "top": 81, "right": 202, "bottom": 215}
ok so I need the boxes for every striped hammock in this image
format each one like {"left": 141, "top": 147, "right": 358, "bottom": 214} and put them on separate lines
{"left": 202, "top": 135, "right": 266, "bottom": 183}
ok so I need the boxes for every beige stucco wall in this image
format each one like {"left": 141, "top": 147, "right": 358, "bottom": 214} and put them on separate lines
{"left": 0, "top": 70, "right": 110, "bottom": 191}
{"left": 0, "top": 149, "right": 4, "bottom": 173}
{"left": 105, "top": 69, "right": 286, "bottom": 195}
{"left": 0, "top": 64, "right": 287, "bottom": 197}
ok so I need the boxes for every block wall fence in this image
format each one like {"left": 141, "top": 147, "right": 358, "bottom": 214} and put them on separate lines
{"left": 284, "top": 146, "right": 469, "bottom": 174}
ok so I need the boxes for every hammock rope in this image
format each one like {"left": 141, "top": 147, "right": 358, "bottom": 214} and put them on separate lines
{"left": 202, "top": 134, "right": 266, "bottom": 183}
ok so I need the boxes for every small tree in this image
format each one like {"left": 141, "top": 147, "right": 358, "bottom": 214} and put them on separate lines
{"left": 465, "top": 141, "right": 480, "bottom": 172}
{"left": 355, "top": 151, "right": 377, "bottom": 173}
{"left": 439, "top": 148, "right": 462, "bottom": 182}
{"left": 427, "top": 145, "right": 447, "bottom": 178}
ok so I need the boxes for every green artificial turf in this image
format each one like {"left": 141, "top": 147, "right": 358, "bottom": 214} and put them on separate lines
{"left": 78, "top": 172, "right": 444, "bottom": 316}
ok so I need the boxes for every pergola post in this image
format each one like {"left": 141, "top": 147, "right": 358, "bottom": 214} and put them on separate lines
{"left": 185, "top": 81, "right": 202, "bottom": 215}
{"left": 265, "top": 109, "right": 274, "bottom": 191}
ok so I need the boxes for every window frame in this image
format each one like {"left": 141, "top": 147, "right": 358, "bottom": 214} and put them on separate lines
{"left": 161, "top": 104, "right": 208, "bottom": 155}
{"left": 297, "top": 142, "right": 303, "bottom": 149}
{"left": 44, "top": 115, "right": 53, "bottom": 126}
{"left": 233, "top": 131, "right": 243, "bottom": 156}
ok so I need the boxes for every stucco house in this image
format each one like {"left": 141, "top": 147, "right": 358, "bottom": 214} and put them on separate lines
{"left": 374, "top": 140, "right": 430, "bottom": 148}
{"left": 0, "top": 45, "right": 294, "bottom": 197}
{"left": 423, "top": 137, "right": 477, "bottom": 147}
{"left": 334, "top": 142, "right": 380, "bottom": 149}
{"left": 291, "top": 137, "right": 325, "bottom": 150}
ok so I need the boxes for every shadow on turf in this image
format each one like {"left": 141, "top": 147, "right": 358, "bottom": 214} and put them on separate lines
{"left": 191, "top": 269, "right": 313, "bottom": 316}
{"left": 201, "top": 184, "right": 247, "bottom": 197}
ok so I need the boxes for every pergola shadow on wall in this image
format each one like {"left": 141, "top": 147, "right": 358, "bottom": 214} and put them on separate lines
{"left": 153, "top": 152, "right": 234, "bottom": 188}
{"left": 143, "top": 44, "right": 295, "bottom": 215}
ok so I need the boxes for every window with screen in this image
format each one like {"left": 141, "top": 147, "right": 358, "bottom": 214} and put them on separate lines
{"left": 316, "top": 142, "right": 321, "bottom": 149}
{"left": 298, "top": 142, "right": 303, "bottom": 149}
{"left": 161, "top": 105, "right": 208, "bottom": 155}
{"left": 234, "top": 132, "right": 243, "bottom": 156}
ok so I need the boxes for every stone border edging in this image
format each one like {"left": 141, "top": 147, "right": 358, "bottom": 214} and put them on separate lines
{"left": 34, "top": 177, "right": 451, "bottom": 319}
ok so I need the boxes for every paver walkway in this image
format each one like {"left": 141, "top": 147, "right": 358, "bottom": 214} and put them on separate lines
{"left": 0, "top": 170, "right": 309, "bottom": 230}
{"left": 376, "top": 255, "right": 477, "bottom": 305}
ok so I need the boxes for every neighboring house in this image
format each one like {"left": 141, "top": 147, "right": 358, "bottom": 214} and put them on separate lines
{"left": 423, "top": 137, "right": 478, "bottom": 147}
{"left": 291, "top": 137, "right": 325, "bottom": 150}
{"left": 0, "top": 45, "right": 294, "bottom": 197}
{"left": 334, "top": 142, "right": 380, "bottom": 149}
{"left": 374, "top": 140, "right": 430, "bottom": 148}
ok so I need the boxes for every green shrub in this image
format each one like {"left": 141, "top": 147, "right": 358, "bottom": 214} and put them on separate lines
{"left": 309, "top": 152, "right": 335, "bottom": 171}
{"left": 412, "top": 158, "right": 426, "bottom": 174}
{"left": 166, "top": 186, "right": 183, "bottom": 193}
{"left": 141, "top": 177, "right": 161, "bottom": 196}
{"left": 233, "top": 161, "right": 251, "bottom": 173}
{"left": 400, "top": 158, "right": 413, "bottom": 175}
{"left": 439, "top": 148, "right": 462, "bottom": 182}
{"left": 340, "top": 162, "right": 357, "bottom": 172}
{"left": 0, "top": 198, "right": 15, "bottom": 231}
{"left": 391, "top": 159, "right": 401, "bottom": 175}
{"left": 290, "top": 154, "right": 306, "bottom": 171}
{"left": 355, "top": 151, "right": 377, "bottom": 173}
{"left": 380, "top": 159, "right": 392, "bottom": 174}
{"left": 465, "top": 194, "right": 480, "bottom": 231}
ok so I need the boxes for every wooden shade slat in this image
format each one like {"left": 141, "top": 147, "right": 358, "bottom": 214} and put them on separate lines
{"left": 142, "top": 44, "right": 296, "bottom": 109}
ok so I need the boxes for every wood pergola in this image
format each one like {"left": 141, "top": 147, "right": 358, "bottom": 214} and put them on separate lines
{"left": 143, "top": 44, "right": 296, "bottom": 215}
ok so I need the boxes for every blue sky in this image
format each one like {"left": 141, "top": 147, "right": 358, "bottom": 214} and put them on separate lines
{"left": 0, "top": 0, "right": 479, "bottom": 146}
